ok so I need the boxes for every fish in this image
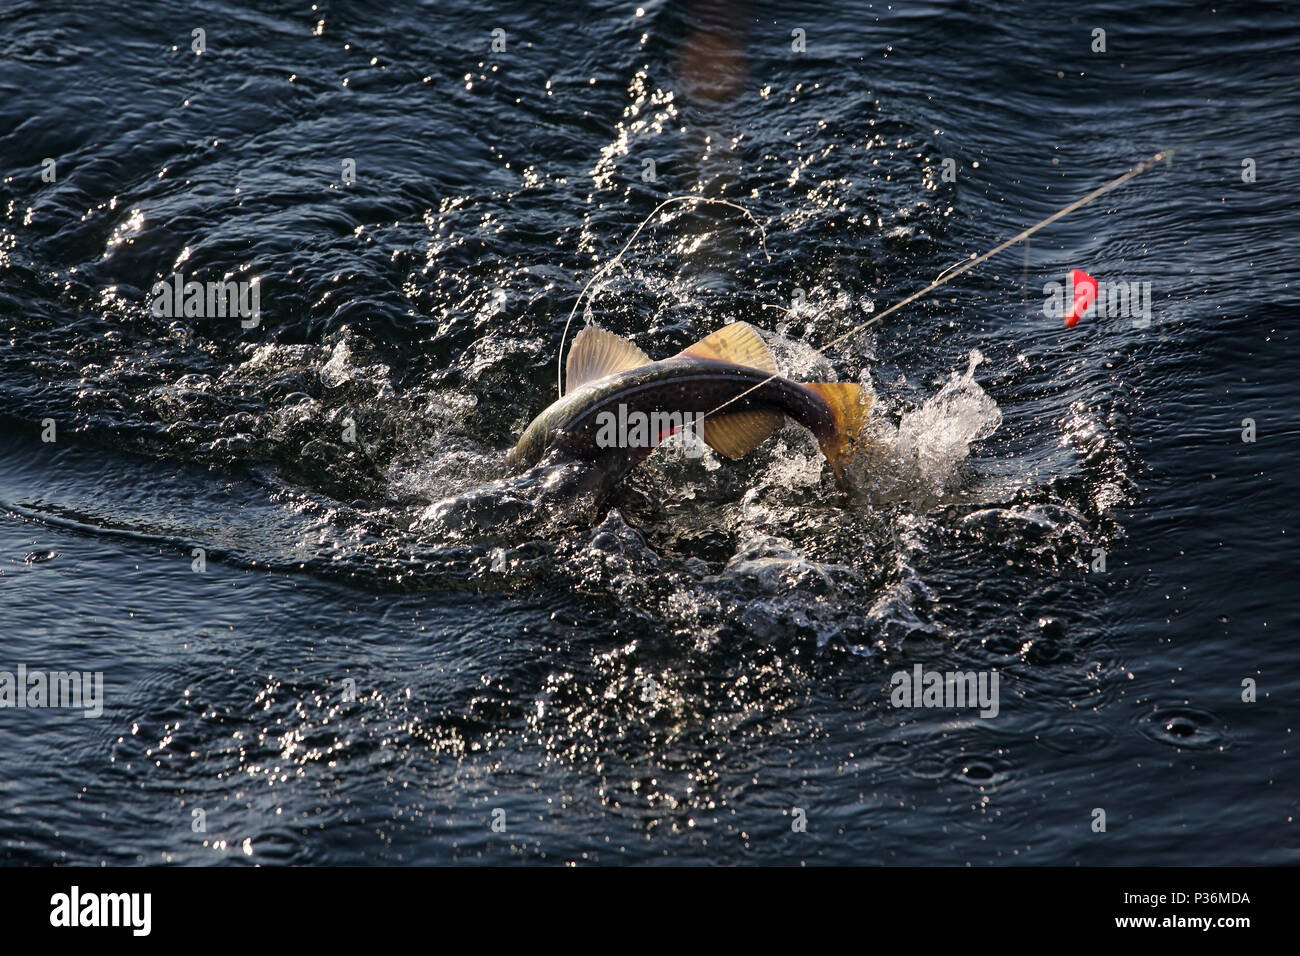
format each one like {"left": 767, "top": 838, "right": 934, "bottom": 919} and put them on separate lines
{"left": 507, "top": 321, "right": 870, "bottom": 491}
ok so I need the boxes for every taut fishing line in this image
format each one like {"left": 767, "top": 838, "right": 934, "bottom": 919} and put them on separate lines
{"left": 699, "top": 148, "right": 1171, "bottom": 422}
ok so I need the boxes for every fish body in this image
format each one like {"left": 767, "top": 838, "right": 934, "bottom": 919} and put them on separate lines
{"left": 507, "top": 322, "right": 869, "bottom": 490}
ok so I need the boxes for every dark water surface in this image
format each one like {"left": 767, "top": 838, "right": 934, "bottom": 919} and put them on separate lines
{"left": 2, "top": 0, "right": 1298, "bottom": 864}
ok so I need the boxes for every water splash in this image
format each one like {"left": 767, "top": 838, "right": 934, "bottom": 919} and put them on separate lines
{"left": 849, "top": 349, "right": 1002, "bottom": 505}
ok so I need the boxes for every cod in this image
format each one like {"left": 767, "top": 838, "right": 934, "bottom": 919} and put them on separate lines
{"left": 508, "top": 321, "right": 869, "bottom": 491}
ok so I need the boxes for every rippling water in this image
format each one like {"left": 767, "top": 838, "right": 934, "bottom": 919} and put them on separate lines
{"left": 2, "top": 0, "right": 1298, "bottom": 864}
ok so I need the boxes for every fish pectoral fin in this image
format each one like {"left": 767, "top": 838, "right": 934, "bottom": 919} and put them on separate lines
{"left": 699, "top": 409, "right": 784, "bottom": 459}
{"left": 676, "top": 322, "right": 778, "bottom": 374}
{"left": 565, "top": 325, "right": 652, "bottom": 395}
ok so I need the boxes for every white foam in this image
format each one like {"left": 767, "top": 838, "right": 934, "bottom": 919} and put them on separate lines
{"left": 850, "top": 350, "right": 1002, "bottom": 502}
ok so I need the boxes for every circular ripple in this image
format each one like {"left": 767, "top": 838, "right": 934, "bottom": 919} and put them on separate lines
{"left": 1032, "top": 720, "right": 1114, "bottom": 756}
{"left": 1137, "top": 706, "right": 1227, "bottom": 750}
{"left": 950, "top": 755, "right": 1014, "bottom": 789}
{"left": 871, "top": 739, "right": 910, "bottom": 763}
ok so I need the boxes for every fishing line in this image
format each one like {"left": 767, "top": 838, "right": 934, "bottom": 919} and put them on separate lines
{"left": 737, "top": 76, "right": 1299, "bottom": 341}
{"left": 698, "top": 147, "right": 1171, "bottom": 424}
{"left": 556, "top": 195, "right": 770, "bottom": 397}
{"left": 725, "top": 76, "right": 1300, "bottom": 395}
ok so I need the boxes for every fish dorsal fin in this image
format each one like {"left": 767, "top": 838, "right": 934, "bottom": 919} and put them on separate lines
{"left": 565, "top": 325, "right": 652, "bottom": 395}
{"left": 699, "top": 409, "right": 784, "bottom": 459}
{"left": 677, "top": 322, "right": 777, "bottom": 374}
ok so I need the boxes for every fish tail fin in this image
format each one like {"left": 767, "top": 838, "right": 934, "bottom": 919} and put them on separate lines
{"left": 805, "top": 382, "right": 871, "bottom": 489}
